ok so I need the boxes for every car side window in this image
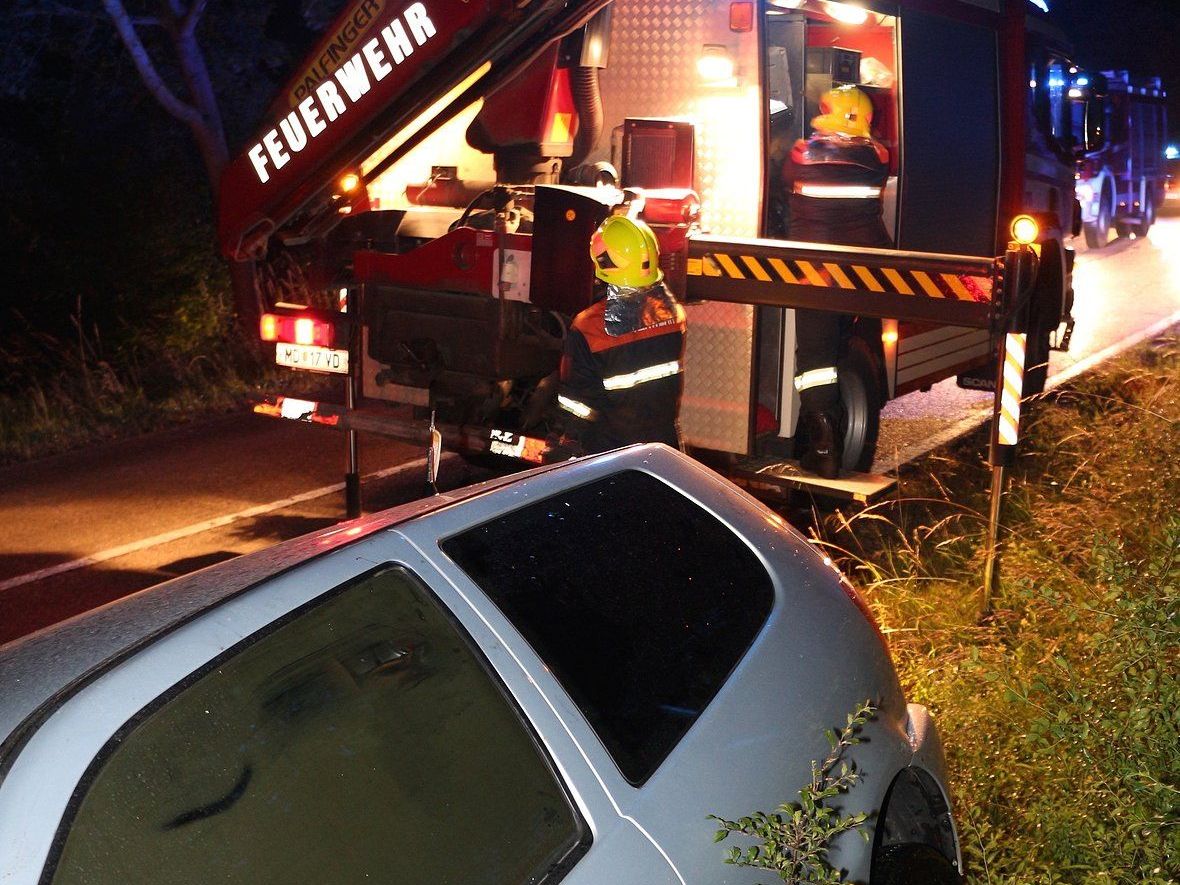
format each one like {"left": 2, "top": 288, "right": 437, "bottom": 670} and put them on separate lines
{"left": 48, "top": 566, "right": 586, "bottom": 885}
{"left": 442, "top": 470, "right": 775, "bottom": 785}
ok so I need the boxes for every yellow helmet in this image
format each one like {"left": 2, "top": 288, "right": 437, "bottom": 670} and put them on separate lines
{"left": 590, "top": 215, "right": 663, "bottom": 287}
{"left": 811, "top": 85, "right": 874, "bottom": 138}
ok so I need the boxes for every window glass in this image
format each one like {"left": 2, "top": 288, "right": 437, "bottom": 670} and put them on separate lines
{"left": 50, "top": 567, "right": 584, "bottom": 885}
{"left": 442, "top": 470, "right": 774, "bottom": 785}
{"left": 1046, "top": 61, "right": 1069, "bottom": 143}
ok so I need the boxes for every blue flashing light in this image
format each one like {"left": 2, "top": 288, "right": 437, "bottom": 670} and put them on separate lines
{"left": 1076, "top": 76, "right": 1089, "bottom": 87}
{"left": 1166, "top": 145, "right": 1180, "bottom": 161}
{"left": 1047, "top": 77, "right": 1066, "bottom": 88}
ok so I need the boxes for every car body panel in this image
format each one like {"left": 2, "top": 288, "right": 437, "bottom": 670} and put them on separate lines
{"left": 0, "top": 445, "right": 955, "bottom": 884}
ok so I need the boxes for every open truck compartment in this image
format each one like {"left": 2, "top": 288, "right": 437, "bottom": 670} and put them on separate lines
{"left": 224, "top": 0, "right": 1077, "bottom": 505}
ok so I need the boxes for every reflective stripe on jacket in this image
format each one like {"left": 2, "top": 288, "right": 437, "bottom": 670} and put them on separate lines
{"left": 557, "top": 283, "right": 687, "bottom": 453}
{"left": 787, "top": 133, "right": 891, "bottom": 249}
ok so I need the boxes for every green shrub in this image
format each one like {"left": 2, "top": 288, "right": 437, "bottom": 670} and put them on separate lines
{"left": 818, "top": 339, "right": 1180, "bottom": 883}
{"left": 709, "top": 702, "right": 876, "bottom": 884}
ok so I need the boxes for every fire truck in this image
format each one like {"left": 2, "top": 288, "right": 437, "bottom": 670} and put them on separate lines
{"left": 219, "top": 0, "right": 1077, "bottom": 507}
{"left": 1071, "top": 70, "right": 1169, "bottom": 249}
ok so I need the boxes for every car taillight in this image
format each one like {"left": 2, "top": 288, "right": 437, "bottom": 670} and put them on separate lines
{"left": 259, "top": 313, "right": 335, "bottom": 348}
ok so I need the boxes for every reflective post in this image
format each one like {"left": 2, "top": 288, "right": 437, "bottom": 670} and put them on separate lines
{"left": 982, "top": 244, "right": 1035, "bottom": 616}
{"left": 345, "top": 284, "right": 362, "bottom": 519}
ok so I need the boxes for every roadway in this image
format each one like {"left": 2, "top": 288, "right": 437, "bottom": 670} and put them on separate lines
{"left": 2, "top": 210, "right": 1179, "bottom": 646}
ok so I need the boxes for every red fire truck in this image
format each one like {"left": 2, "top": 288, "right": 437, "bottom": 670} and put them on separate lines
{"left": 219, "top": 0, "right": 1077, "bottom": 506}
{"left": 1071, "top": 70, "right": 1169, "bottom": 248}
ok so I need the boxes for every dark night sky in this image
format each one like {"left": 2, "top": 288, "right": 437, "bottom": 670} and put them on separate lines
{"left": 1051, "top": 0, "right": 1180, "bottom": 142}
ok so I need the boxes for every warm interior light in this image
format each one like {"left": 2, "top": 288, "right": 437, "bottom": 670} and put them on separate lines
{"left": 1011, "top": 215, "right": 1040, "bottom": 245}
{"left": 339, "top": 172, "right": 360, "bottom": 193}
{"left": 881, "top": 328, "right": 899, "bottom": 344}
{"left": 824, "top": 1, "right": 869, "bottom": 24}
{"left": 697, "top": 45, "right": 736, "bottom": 84}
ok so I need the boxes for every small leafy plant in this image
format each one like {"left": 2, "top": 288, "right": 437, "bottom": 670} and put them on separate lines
{"left": 709, "top": 701, "right": 876, "bottom": 884}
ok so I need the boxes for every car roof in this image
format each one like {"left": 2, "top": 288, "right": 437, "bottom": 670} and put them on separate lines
{"left": 0, "top": 463, "right": 562, "bottom": 760}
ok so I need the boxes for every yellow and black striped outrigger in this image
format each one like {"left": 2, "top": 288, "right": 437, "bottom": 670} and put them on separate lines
{"left": 684, "top": 234, "right": 1002, "bottom": 329}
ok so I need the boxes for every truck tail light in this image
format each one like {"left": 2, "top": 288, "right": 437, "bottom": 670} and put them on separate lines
{"left": 259, "top": 313, "right": 336, "bottom": 348}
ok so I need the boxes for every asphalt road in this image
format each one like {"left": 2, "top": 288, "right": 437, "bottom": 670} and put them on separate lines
{"left": 874, "top": 206, "right": 1180, "bottom": 471}
{"left": 2, "top": 210, "right": 1179, "bottom": 645}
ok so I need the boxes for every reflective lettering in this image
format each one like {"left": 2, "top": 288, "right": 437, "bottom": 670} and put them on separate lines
{"left": 380, "top": 20, "right": 414, "bottom": 64}
{"left": 248, "top": 3, "right": 441, "bottom": 187}
{"left": 362, "top": 37, "right": 392, "bottom": 80}
{"left": 279, "top": 111, "right": 308, "bottom": 152}
{"left": 262, "top": 129, "right": 290, "bottom": 171}
{"left": 334, "top": 55, "right": 372, "bottom": 102}
{"left": 298, "top": 96, "right": 326, "bottom": 138}
{"left": 248, "top": 144, "right": 270, "bottom": 183}
{"left": 404, "top": 2, "right": 436, "bottom": 44}
{"left": 315, "top": 79, "right": 347, "bottom": 121}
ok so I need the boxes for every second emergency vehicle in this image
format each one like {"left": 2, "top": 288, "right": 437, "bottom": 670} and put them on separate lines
{"left": 1071, "top": 69, "right": 1169, "bottom": 248}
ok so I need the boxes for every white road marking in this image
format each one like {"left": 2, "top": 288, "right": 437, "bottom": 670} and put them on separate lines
{"left": 0, "top": 455, "right": 453, "bottom": 593}
{"left": 874, "top": 308, "right": 1180, "bottom": 473}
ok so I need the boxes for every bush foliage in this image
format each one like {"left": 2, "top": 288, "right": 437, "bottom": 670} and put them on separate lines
{"left": 820, "top": 338, "right": 1180, "bottom": 883}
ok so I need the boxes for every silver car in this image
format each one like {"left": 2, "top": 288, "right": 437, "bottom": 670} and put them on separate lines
{"left": 0, "top": 445, "right": 960, "bottom": 884}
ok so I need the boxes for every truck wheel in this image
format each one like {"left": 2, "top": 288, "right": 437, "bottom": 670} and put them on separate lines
{"left": 1022, "top": 307, "right": 1053, "bottom": 398}
{"left": 1082, "top": 190, "right": 1112, "bottom": 249}
{"left": 838, "top": 337, "right": 883, "bottom": 473}
{"left": 1133, "top": 191, "right": 1155, "bottom": 237}
{"left": 872, "top": 844, "right": 961, "bottom": 885}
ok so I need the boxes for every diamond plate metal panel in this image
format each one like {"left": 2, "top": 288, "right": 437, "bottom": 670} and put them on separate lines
{"left": 593, "top": 0, "right": 762, "bottom": 453}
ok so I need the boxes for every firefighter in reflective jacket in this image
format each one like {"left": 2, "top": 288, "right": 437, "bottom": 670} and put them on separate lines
{"left": 787, "top": 84, "right": 890, "bottom": 478}
{"left": 550, "top": 215, "right": 687, "bottom": 456}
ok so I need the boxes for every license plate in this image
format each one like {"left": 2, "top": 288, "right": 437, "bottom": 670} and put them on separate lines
{"left": 488, "top": 429, "right": 547, "bottom": 463}
{"left": 275, "top": 343, "right": 349, "bottom": 374}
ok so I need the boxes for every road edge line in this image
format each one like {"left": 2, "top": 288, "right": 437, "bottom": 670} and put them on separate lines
{"left": 874, "top": 309, "right": 1180, "bottom": 473}
{"left": 0, "top": 455, "right": 450, "bottom": 593}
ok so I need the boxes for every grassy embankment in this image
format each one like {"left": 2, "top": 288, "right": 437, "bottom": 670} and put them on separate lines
{"left": 818, "top": 337, "right": 1179, "bottom": 883}
{"left": 0, "top": 286, "right": 328, "bottom": 468}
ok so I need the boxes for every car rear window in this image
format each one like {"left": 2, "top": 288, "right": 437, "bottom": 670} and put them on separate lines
{"left": 441, "top": 469, "right": 775, "bottom": 785}
{"left": 47, "top": 566, "right": 586, "bottom": 885}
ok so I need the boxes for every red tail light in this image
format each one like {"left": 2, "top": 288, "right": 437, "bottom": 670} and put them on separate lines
{"left": 259, "top": 313, "right": 335, "bottom": 347}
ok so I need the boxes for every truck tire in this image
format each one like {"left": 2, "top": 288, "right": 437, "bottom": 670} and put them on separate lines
{"left": 1082, "top": 188, "right": 1112, "bottom": 249}
{"left": 838, "top": 337, "right": 883, "bottom": 473}
{"left": 1133, "top": 191, "right": 1155, "bottom": 237}
{"left": 1021, "top": 240, "right": 1065, "bottom": 398}
{"left": 1022, "top": 310, "right": 1052, "bottom": 398}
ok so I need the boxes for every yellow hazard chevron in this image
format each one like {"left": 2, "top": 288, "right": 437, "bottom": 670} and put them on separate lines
{"left": 997, "top": 332, "right": 1026, "bottom": 446}
{"left": 686, "top": 252, "right": 993, "bottom": 302}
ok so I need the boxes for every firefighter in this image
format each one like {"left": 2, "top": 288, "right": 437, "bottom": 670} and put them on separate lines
{"left": 548, "top": 215, "right": 687, "bottom": 457}
{"left": 787, "top": 84, "right": 890, "bottom": 478}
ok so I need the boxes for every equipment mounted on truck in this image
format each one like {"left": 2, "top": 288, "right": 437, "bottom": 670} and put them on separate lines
{"left": 219, "top": 0, "right": 1080, "bottom": 512}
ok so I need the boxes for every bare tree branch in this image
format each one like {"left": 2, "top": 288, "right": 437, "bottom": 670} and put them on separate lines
{"left": 180, "top": 0, "right": 207, "bottom": 37}
{"left": 98, "top": 0, "right": 203, "bottom": 130}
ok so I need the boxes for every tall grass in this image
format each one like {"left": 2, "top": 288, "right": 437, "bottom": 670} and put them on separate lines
{"left": 818, "top": 337, "right": 1179, "bottom": 883}
{"left": 0, "top": 286, "right": 269, "bottom": 465}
